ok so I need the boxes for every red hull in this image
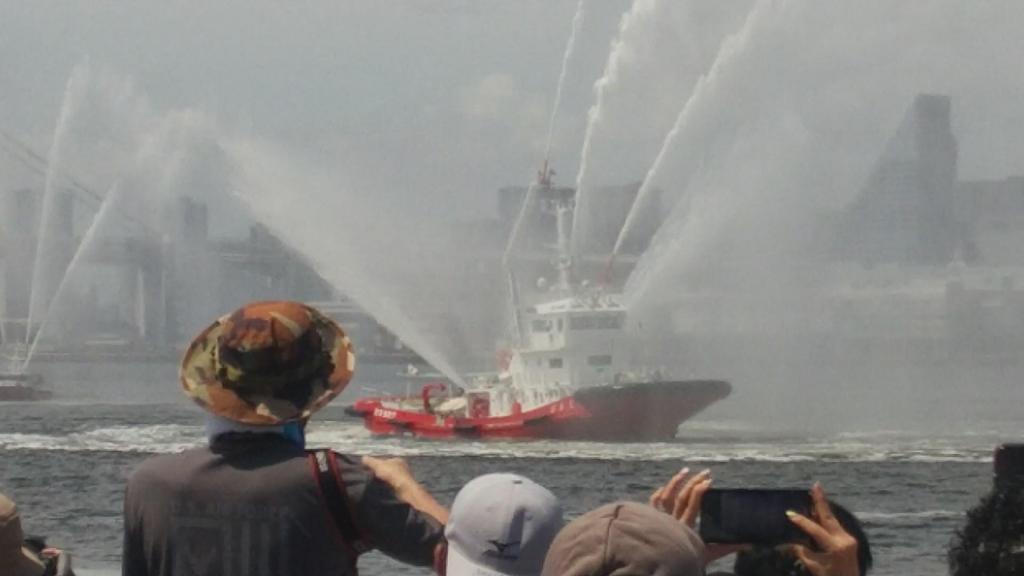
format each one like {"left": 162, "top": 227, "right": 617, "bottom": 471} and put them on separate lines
{"left": 346, "top": 380, "right": 730, "bottom": 442}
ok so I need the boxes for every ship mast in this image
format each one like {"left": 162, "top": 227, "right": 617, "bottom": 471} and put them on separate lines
{"left": 545, "top": 161, "right": 574, "bottom": 294}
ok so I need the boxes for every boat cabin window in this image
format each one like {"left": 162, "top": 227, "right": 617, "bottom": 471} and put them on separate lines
{"left": 569, "top": 316, "right": 595, "bottom": 330}
{"left": 548, "top": 357, "right": 563, "bottom": 368}
{"left": 531, "top": 319, "right": 553, "bottom": 332}
{"left": 570, "top": 315, "right": 623, "bottom": 330}
{"left": 587, "top": 354, "right": 613, "bottom": 367}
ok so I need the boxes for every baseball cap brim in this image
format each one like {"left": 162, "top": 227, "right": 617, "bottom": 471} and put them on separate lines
{"left": 446, "top": 543, "right": 513, "bottom": 576}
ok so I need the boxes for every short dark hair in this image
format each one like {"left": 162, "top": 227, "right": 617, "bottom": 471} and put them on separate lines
{"left": 733, "top": 500, "right": 872, "bottom": 576}
{"left": 948, "top": 482, "right": 1024, "bottom": 576}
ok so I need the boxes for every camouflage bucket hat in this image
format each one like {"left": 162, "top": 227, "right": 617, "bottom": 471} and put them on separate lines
{"left": 180, "top": 301, "right": 356, "bottom": 425}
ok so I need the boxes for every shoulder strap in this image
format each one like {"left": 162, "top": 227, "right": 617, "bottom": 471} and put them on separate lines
{"left": 309, "top": 450, "right": 372, "bottom": 556}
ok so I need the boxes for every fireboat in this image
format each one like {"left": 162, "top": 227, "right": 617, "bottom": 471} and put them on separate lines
{"left": 346, "top": 163, "right": 731, "bottom": 441}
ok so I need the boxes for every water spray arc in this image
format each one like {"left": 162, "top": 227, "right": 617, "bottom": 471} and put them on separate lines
{"left": 571, "top": 0, "right": 679, "bottom": 261}
{"left": 609, "top": 1, "right": 764, "bottom": 272}
{"left": 619, "top": 0, "right": 769, "bottom": 308}
{"left": 543, "top": 0, "right": 588, "bottom": 162}
{"left": 23, "top": 182, "right": 124, "bottom": 371}
{"left": 504, "top": 0, "right": 589, "bottom": 342}
{"left": 25, "top": 70, "right": 84, "bottom": 345}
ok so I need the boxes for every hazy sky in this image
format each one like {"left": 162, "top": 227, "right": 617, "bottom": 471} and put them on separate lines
{"left": 4, "top": 1, "right": 1023, "bottom": 221}
{"left": 0, "top": 1, "right": 640, "bottom": 217}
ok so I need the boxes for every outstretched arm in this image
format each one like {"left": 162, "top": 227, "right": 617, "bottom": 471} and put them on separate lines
{"left": 362, "top": 455, "right": 449, "bottom": 524}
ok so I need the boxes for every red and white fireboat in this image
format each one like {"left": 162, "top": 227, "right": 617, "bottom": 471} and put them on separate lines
{"left": 347, "top": 292, "right": 730, "bottom": 441}
{"left": 346, "top": 162, "right": 730, "bottom": 441}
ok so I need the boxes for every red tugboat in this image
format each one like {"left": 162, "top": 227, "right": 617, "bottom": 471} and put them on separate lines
{"left": 347, "top": 162, "right": 731, "bottom": 442}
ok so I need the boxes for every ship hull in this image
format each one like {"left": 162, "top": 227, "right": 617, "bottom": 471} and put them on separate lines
{"left": 347, "top": 379, "right": 730, "bottom": 442}
{"left": 0, "top": 373, "right": 52, "bottom": 401}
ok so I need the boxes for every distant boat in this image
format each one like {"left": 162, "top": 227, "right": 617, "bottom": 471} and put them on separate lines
{"left": 0, "top": 373, "right": 52, "bottom": 401}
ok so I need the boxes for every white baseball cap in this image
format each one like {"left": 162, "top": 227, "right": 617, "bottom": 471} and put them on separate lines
{"left": 445, "top": 473, "right": 564, "bottom": 576}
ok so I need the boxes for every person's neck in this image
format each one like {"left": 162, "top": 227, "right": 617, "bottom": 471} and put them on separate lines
{"left": 205, "top": 413, "right": 285, "bottom": 442}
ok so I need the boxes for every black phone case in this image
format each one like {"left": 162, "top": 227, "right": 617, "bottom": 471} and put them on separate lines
{"left": 699, "top": 488, "right": 813, "bottom": 546}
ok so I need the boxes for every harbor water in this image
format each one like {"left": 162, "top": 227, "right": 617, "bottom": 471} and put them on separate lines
{"left": 0, "top": 360, "right": 1013, "bottom": 576}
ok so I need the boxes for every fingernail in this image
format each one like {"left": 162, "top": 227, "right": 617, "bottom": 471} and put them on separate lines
{"left": 678, "top": 467, "right": 690, "bottom": 476}
{"left": 785, "top": 510, "right": 798, "bottom": 518}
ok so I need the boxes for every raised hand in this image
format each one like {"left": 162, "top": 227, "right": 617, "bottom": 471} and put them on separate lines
{"left": 650, "top": 468, "right": 712, "bottom": 523}
{"left": 785, "top": 483, "right": 860, "bottom": 576}
{"left": 649, "top": 468, "right": 741, "bottom": 564}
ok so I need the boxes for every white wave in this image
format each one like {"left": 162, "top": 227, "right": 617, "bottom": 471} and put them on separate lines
{"left": 306, "top": 422, "right": 992, "bottom": 463}
{"left": 858, "top": 510, "right": 963, "bottom": 521}
{"left": 0, "top": 420, "right": 996, "bottom": 463}
{"left": 0, "top": 425, "right": 202, "bottom": 453}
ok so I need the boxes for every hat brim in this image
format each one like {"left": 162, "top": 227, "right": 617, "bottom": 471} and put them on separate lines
{"left": 446, "top": 543, "right": 514, "bottom": 576}
{"left": 12, "top": 546, "right": 46, "bottom": 576}
{"left": 180, "top": 307, "right": 355, "bottom": 425}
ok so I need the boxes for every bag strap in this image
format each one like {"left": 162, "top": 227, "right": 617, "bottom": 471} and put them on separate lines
{"left": 309, "top": 450, "right": 371, "bottom": 556}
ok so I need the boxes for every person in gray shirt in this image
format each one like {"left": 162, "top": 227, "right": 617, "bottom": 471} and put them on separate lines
{"left": 122, "top": 301, "right": 448, "bottom": 576}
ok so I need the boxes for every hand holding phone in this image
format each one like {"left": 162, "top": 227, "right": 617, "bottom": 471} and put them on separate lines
{"left": 699, "top": 488, "right": 812, "bottom": 546}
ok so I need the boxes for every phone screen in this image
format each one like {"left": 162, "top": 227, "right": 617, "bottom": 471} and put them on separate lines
{"left": 699, "top": 488, "right": 812, "bottom": 545}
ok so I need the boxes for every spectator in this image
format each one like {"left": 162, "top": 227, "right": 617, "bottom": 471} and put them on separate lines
{"left": 650, "top": 470, "right": 866, "bottom": 576}
{"left": 948, "top": 443, "right": 1024, "bottom": 576}
{"left": 443, "top": 473, "right": 563, "bottom": 575}
{"left": 0, "top": 492, "right": 75, "bottom": 576}
{"left": 122, "top": 301, "right": 447, "bottom": 576}
{"left": 541, "top": 501, "right": 705, "bottom": 576}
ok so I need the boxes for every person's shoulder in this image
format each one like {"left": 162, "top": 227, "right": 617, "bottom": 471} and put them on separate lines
{"left": 319, "top": 450, "right": 374, "bottom": 491}
{"left": 128, "top": 447, "right": 210, "bottom": 486}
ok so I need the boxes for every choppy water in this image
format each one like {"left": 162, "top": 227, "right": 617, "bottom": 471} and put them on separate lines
{"left": 0, "top": 361, "right": 1015, "bottom": 575}
{"left": 2, "top": 356, "right": 1015, "bottom": 569}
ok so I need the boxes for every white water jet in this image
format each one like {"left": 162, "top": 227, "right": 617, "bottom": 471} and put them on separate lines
{"left": 21, "top": 63, "right": 154, "bottom": 355}
{"left": 25, "top": 67, "right": 88, "bottom": 343}
{"left": 570, "top": 0, "right": 753, "bottom": 259}
{"left": 543, "top": 0, "right": 588, "bottom": 162}
{"left": 624, "top": 0, "right": 1024, "bottom": 318}
{"left": 509, "top": 0, "right": 588, "bottom": 264}
{"left": 223, "top": 139, "right": 469, "bottom": 387}
{"left": 24, "top": 182, "right": 124, "bottom": 369}
{"left": 612, "top": 0, "right": 764, "bottom": 260}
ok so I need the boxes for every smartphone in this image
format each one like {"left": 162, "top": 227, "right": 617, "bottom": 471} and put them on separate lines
{"left": 699, "top": 488, "right": 812, "bottom": 546}
{"left": 994, "top": 443, "right": 1024, "bottom": 483}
